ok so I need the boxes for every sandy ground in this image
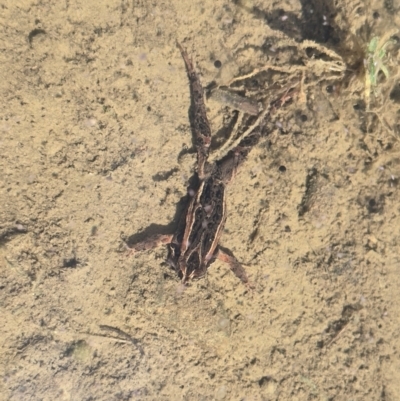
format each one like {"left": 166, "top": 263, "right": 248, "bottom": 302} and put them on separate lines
{"left": 1, "top": 0, "right": 400, "bottom": 400}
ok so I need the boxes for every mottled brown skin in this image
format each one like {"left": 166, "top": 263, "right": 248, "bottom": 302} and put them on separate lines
{"left": 128, "top": 42, "right": 264, "bottom": 286}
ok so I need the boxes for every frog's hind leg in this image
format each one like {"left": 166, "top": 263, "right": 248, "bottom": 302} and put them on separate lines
{"left": 176, "top": 41, "right": 212, "bottom": 179}
{"left": 125, "top": 234, "right": 173, "bottom": 254}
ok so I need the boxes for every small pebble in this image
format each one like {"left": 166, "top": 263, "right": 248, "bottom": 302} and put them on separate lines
{"left": 215, "top": 385, "right": 227, "bottom": 400}
{"left": 27, "top": 174, "right": 36, "bottom": 184}
{"left": 214, "top": 60, "right": 222, "bottom": 68}
{"left": 85, "top": 118, "right": 97, "bottom": 127}
{"left": 218, "top": 318, "right": 230, "bottom": 330}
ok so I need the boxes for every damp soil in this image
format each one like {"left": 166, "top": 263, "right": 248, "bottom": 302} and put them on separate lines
{"left": 1, "top": 0, "right": 400, "bottom": 400}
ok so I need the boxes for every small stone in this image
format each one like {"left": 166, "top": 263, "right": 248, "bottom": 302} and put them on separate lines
{"left": 215, "top": 385, "right": 227, "bottom": 400}
{"left": 218, "top": 318, "right": 230, "bottom": 330}
{"left": 85, "top": 118, "right": 97, "bottom": 127}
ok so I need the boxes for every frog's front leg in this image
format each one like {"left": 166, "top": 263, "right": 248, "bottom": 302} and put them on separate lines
{"left": 216, "top": 247, "right": 253, "bottom": 288}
